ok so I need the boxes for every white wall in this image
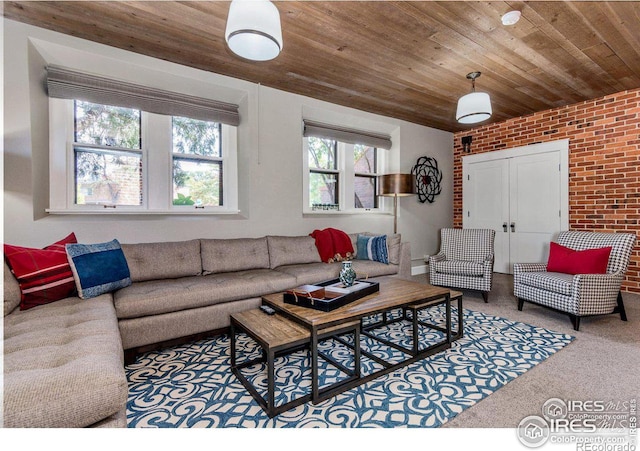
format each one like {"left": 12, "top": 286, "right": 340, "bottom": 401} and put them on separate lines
{"left": 3, "top": 19, "right": 453, "bottom": 269}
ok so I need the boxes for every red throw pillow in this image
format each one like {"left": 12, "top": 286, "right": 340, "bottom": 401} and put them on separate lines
{"left": 546, "top": 242, "right": 612, "bottom": 275}
{"left": 4, "top": 233, "right": 78, "bottom": 310}
{"left": 310, "top": 229, "right": 335, "bottom": 263}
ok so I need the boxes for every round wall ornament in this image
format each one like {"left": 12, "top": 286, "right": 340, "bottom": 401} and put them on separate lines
{"left": 411, "top": 156, "right": 442, "bottom": 203}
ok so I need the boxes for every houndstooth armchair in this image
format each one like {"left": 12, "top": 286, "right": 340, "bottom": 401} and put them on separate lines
{"left": 514, "top": 231, "right": 636, "bottom": 331}
{"left": 429, "top": 228, "right": 496, "bottom": 302}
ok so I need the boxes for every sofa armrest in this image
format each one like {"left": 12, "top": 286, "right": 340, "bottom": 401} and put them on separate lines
{"left": 573, "top": 273, "right": 623, "bottom": 315}
{"left": 513, "top": 263, "right": 547, "bottom": 288}
{"left": 396, "top": 241, "right": 412, "bottom": 280}
{"left": 513, "top": 263, "right": 547, "bottom": 274}
{"left": 428, "top": 252, "right": 446, "bottom": 265}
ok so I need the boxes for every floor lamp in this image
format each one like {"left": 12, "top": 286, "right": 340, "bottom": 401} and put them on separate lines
{"left": 378, "top": 174, "right": 417, "bottom": 234}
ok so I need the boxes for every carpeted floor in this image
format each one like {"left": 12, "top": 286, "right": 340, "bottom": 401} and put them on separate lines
{"left": 126, "top": 299, "right": 573, "bottom": 428}
{"left": 415, "top": 273, "right": 640, "bottom": 428}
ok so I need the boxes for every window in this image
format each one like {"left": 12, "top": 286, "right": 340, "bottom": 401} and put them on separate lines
{"left": 354, "top": 144, "right": 378, "bottom": 209}
{"left": 73, "top": 101, "right": 142, "bottom": 207}
{"left": 308, "top": 137, "right": 339, "bottom": 210}
{"left": 46, "top": 65, "right": 239, "bottom": 215}
{"left": 304, "top": 137, "right": 383, "bottom": 213}
{"left": 172, "top": 117, "right": 223, "bottom": 207}
{"left": 49, "top": 99, "right": 238, "bottom": 213}
{"left": 302, "top": 119, "right": 390, "bottom": 213}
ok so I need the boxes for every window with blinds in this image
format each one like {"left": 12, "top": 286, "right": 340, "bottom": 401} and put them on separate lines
{"left": 46, "top": 66, "right": 239, "bottom": 214}
{"left": 302, "top": 120, "right": 390, "bottom": 213}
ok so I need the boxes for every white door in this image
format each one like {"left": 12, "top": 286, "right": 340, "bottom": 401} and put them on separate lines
{"left": 509, "top": 152, "right": 562, "bottom": 269}
{"left": 466, "top": 159, "right": 510, "bottom": 273}
{"left": 463, "top": 140, "right": 568, "bottom": 274}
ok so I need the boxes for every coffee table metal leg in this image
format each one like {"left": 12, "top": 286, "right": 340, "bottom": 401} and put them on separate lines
{"left": 457, "top": 295, "right": 464, "bottom": 339}
{"left": 311, "top": 327, "right": 319, "bottom": 403}
{"left": 267, "top": 349, "right": 275, "bottom": 417}
{"left": 412, "top": 305, "right": 419, "bottom": 355}
{"left": 446, "top": 293, "right": 452, "bottom": 343}
{"left": 354, "top": 325, "right": 361, "bottom": 379}
{"left": 230, "top": 321, "right": 237, "bottom": 367}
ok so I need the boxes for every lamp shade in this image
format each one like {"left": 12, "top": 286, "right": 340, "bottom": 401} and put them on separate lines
{"left": 378, "top": 174, "right": 416, "bottom": 197}
{"left": 456, "top": 91, "right": 492, "bottom": 124}
{"left": 225, "top": 0, "right": 283, "bottom": 61}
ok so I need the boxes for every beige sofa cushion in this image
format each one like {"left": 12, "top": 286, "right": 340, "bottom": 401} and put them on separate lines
{"left": 351, "top": 260, "right": 400, "bottom": 278}
{"left": 267, "top": 235, "right": 321, "bottom": 269}
{"left": 4, "top": 262, "right": 21, "bottom": 316}
{"left": 201, "top": 237, "right": 270, "bottom": 274}
{"left": 275, "top": 262, "right": 341, "bottom": 286}
{"left": 3, "top": 295, "right": 127, "bottom": 428}
{"left": 114, "top": 269, "right": 297, "bottom": 319}
{"left": 121, "top": 239, "right": 201, "bottom": 282}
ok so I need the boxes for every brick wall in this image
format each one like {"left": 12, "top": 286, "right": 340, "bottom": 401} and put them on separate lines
{"left": 453, "top": 88, "right": 640, "bottom": 293}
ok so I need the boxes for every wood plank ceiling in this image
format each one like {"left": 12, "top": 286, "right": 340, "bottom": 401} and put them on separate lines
{"left": 4, "top": 1, "right": 640, "bottom": 132}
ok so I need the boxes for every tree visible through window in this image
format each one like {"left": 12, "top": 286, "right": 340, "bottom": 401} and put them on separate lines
{"left": 306, "top": 137, "right": 378, "bottom": 211}
{"left": 73, "top": 101, "right": 142, "bottom": 206}
{"left": 354, "top": 144, "right": 377, "bottom": 208}
{"left": 308, "top": 137, "right": 338, "bottom": 210}
{"left": 172, "top": 117, "right": 222, "bottom": 207}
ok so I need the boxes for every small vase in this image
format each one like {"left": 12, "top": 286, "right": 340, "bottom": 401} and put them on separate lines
{"left": 339, "top": 261, "right": 357, "bottom": 287}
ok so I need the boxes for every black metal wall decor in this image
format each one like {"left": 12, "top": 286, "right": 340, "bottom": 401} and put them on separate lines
{"left": 411, "top": 156, "right": 442, "bottom": 203}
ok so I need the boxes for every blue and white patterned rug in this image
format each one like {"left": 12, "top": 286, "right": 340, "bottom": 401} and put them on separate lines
{"left": 126, "top": 307, "right": 574, "bottom": 428}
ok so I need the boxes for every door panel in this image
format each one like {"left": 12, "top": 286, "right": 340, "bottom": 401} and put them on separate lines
{"left": 464, "top": 150, "right": 563, "bottom": 274}
{"left": 465, "top": 159, "right": 510, "bottom": 273}
{"left": 509, "top": 152, "right": 561, "bottom": 268}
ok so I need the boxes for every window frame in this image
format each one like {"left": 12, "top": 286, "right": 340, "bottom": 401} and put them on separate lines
{"left": 170, "top": 118, "right": 225, "bottom": 210}
{"left": 48, "top": 98, "right": 239, "bottom": 215}
{"left": 71, "top": 100, "right": 145, "bottom": 210}
{"left": 303, "top": 137, "right": 385, "bottom": 214}
{"left": 308, "top": 138, "right": 340, "bottom": 211}
{"left": 353, "top": 145, "right": 379, "bottom": 209}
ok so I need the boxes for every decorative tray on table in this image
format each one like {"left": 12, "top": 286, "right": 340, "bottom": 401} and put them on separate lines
{"left": 283, "top": 278, "right": 379, "bottom": 312}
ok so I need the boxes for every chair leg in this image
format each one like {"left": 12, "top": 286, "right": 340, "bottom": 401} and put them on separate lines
{"left": 482, "top": 291, "right": 489, "bottom": 303}
{"left": 517, "top": 298, "right": 524, "bottom": 311}
{"left": 569, "top": 315, "right": 581, "bottom": 331}
{"left": 614, "top": 291, "right": 628, "bottom": 322}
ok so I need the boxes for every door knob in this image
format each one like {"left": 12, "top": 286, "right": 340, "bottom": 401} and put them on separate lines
{"left": 510, "top": 222, "right": 516, "bottom": 232}
{"left": 503, "top": 222, "right": 508, "bottom": 232}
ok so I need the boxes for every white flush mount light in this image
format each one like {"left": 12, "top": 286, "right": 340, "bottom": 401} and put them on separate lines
{"left": 225, "top": 0, "right": 283, "bottom": 61}
{"left": 456, "top": 71, "right": 492, "bottom": 125}
{"left": 501, "top": 10, "right": 522, "bottom": 26}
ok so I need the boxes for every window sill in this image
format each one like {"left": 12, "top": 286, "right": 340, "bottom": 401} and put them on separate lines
{"left": 46, "top": 209, "right": 241, "bottom": 216}
{"left": 302, "top": 209, "right": 391, "bottom": 216}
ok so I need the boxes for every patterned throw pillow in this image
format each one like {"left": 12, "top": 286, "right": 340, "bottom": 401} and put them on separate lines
{"left": 66, "top": 239, "right": 132, "bottom": 299}
{"left": 4, "top": 233, "right": 78, "bottom": 310}
{"left": 356, "top": 234, "right": 389, "bottom": 264}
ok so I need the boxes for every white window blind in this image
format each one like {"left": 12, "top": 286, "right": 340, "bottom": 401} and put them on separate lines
{"left": 303, "top": 119, "right": 392, "bottom": 150}
{"left": 46, "top": 65, "right": 240, "bottom": 126}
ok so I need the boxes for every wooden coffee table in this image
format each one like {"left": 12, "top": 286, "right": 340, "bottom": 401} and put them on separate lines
{"left": 230, "top": 277, "right": 457, "bottom": 417}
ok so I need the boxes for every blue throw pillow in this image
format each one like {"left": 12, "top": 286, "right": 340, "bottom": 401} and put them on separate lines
{"left": 356, "top": 234, "right": 389, "bottom": 264}
{"left": 66, "top": 239, "right": 132, "bottom": 299}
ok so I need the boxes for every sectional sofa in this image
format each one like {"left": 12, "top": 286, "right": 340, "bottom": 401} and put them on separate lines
{"left": 3, "top": 233, "right": 410, "bottom": 428}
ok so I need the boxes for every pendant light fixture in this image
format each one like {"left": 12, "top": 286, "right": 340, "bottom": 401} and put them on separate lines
{"left": 456, "top": 71, "right": 492, "bottom": 125}
{"left": 225, "top": 0, "right": 283, "bottom": 61}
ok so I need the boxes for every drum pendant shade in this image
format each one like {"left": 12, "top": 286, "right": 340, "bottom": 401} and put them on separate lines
{"left": 456, "top": 92, "right": 492, "bottom": 124}
{"left": 225, "top": 0, "right": 283, "bottom": 61}
{"left": 456, "top": 71, "right": 492, "bottom": 125}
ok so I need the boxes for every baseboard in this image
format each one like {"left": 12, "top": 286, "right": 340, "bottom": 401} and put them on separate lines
{"left": 412, "top": 264, "right": 428, "bottom": 276}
